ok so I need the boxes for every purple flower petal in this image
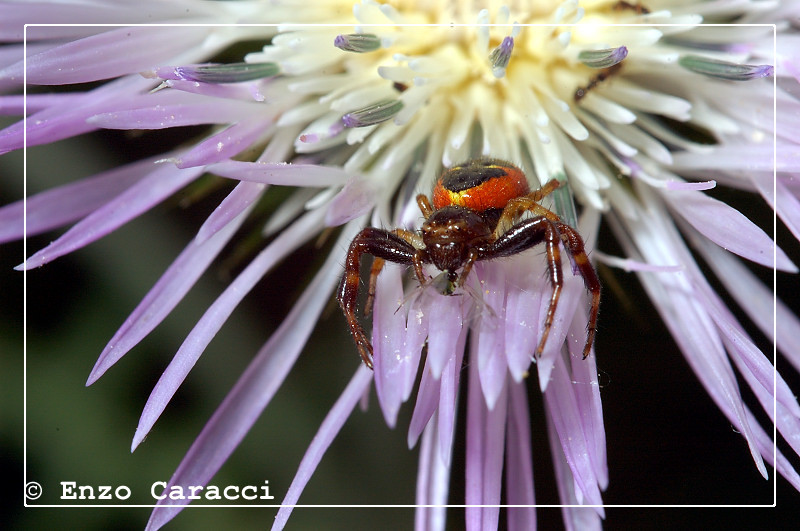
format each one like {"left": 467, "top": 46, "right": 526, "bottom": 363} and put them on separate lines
{"left": 0, "top": 155, "right": 158, "bottom": 244}
{"left": 87, "top": 98, "right": 263, "bottom": 129}
{"left": 400, "top": 292, "right": 429, "bottom": 401}
{"left": 473, "top": 262, "right": 508, "bottom": 410}
{"left": 641, "top": 269, "right": 769, "bottom": 478}
{"left": 271, "top": 366, "right": 373, "bottom": 530}
{"left": 744, "top": 403, "right": 800, "bottom": 492}
{"left": 0, "top": 75, "right": 154, "bottom": 154}
{"left": 18, "top": 164, "right": 203, "bottom": 270}
{"left": 437, "top": 329, "right": 467, "bottom": 466}
{"left": 161, "top": 78, "right": 268, "bottom": 101}
{"left": 144, "top": 222, "right": 359, "bottom": 531}
{"left": 133, "top": 208, "right": 327, "bottom": 448}
{"left": 174, "top": 119, "right": 270, "bottom": 169}
{"left": 505, "top": 382, "right": 536, "bottom": 530}
{"left": 407, "top": 357, "right": 442, "bottom": 450}
{"left": 566, "top": 309, "right": 609, "bottom": 489}
{"left": 325, "top": 174, "right": 377, "bottom": 226}
{"left": 426, "top": 289, "right": 467, "bottom": 379}
{"left": 535, "top": 276, "right": 585, "bottom": 393}
{"left": 546, "top": 413, "right": 603, "bottom": 531}
{"left": 689, "top": 225, "right": 800, "bottom": 370}
{"left": 1, "top": 26, "right": 209, "bottom": 87}
{"left": 415, "top": 410, "right": 451, "bottom": 531}
{"left": 373, "top": 262, "right": 410, "bottom": 427}
{"left": 0, "top": 4, "right": 219, "bottom": 43}
{"left": 207, "top": 160, "right": 351, "bottom": 187}
{"left": 465, "top": 359, "right": 507, "bottom": 531}
{"left": 504, "top": 261, "right": 542, "bottom": 381}
{"left": 544, "top": 354, "right": 605, "bottom": 509}
{"left": 662, "top": 187, "right": 797, "bottom": 271}
{"left": 195, "top": 181, "right": 266, "bottom": 243}
{"left": 87, "top": 201, "right": 248, "bottom": 385}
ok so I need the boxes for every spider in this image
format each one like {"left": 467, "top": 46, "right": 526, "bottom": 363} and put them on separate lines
{"left": 337, "top": 158, "right": 601, "bottom": 369}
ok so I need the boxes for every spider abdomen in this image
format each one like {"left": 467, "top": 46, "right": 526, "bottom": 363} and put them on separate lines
{"left": 432, "top": 158, "right": 530, "bottom": 213}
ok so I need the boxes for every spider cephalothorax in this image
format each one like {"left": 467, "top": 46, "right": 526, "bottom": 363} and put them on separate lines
{"left": 337, "top": 158, "right": 601, "bottom": 368}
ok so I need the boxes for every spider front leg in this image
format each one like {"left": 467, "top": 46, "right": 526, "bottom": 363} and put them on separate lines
{"left": 492, "top": 179, "right": 562, "bottom": 239}
{"left": 337, "top": 227, "right": 417, "bottom": 368}
{"left": 483, "top": 216, "right": 564, "bottom": 357}
{"left": 557, "top": 222, "right": 601, "bottom": 359}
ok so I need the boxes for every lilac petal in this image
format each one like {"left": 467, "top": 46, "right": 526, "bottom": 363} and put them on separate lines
{"left": 87, "top": 98, "right": 262, "bottom": 129}
{"left": 690, "top": 228, "right": 800, "bottom": 369}
{"left": 408, "top": 357, "right": 443, "bottom": 449}
{"left": 755, "top": 172, "right": 800, "bottom": 258}
{"left": 748, "top": 408, "right": 800, "bottom": 493}
{"left": 536, "top": 277, "right": 585, "bottom": 393}
{"left": 174, "top": 119, "right": 269, "bottom": 169}
{"left": 18, "top": 164, "right": 203, "bottom": 270}
{"left": 133, "top": 208, "right": 327, "bottom": 448}
{"left": 0, "top": 93, "right": 88, "bottom": 115}
{"left": 87, "top": 202, "right": 248, "bottom": 385}
{"left": 0, "top": 75, "right": 155, "bottom": 153}
{"left": 697, "top": 276, "right": 800, "bottom": 417}
{"left": 544, "top": 354, "right": 605, "bottom": 509}
{"left": 473, "top": 262, "right": 508, "bottom": 410}
{"left": 162, "top": 78, "right": 268, "bottom": 101}
{"left": 415, "top": 412, "right": 451, "bottom": 531}
{"left": 644, "top": 273, "right": 769, "bottom": 478}
{"left": 144, "top": 223, "right": 358, "bottom": 531}
{"left": 325, "top": 174, "right": 377, "bottom": 226}
{"left": 505, "top": 382, "right": 536, "bottom": 531}
{"left": 426, "top": 290, "right": 467, "bottom": 379}
{"left": 546, "top": 414, "right": 603, "bottom": 531}
{"left": 271, "top": 366, "right": 373, "bottom": 530}
{"left": 732, "top": 346, "right": 800, "bottom": 459}
{"left": 566, "top": 308, "right": 609, "bottom": 489}
{"left": 401, "top": 292, "right": 429, "bottom": 401}
{"left": 373, "top": 263, "right": 410, "bottom": 427}
{"left": 465, "top": 359, "right": 507, "bottom": 531}
{"left": 662, "top": 188, "right": 796, "bottom": 271}
{"left": 207, "top": 160, "right": 351, "bottom": 187}
{"left": 0, "top": 156, "right": 158, "bottom": 244}
{"left": 1, "top": 26, "right": 209, "bottom": 87}
{"left": 613, "top": 200, "right": 769, "bottom": 478}
{"left": 196, "top": 181, "right": 266, "bottom": 243}
{"left": 504, "top": 262, "right": 542, "bottom": 381}
{"left": 437, "top": 329, "right": 467, "bottom": 466}
{"left": 0, "top": 4, "right": 219, "bottom": 43}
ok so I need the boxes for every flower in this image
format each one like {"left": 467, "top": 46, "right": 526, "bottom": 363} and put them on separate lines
{"left": 4, "top": 1, "right": 800, "bottom": 530}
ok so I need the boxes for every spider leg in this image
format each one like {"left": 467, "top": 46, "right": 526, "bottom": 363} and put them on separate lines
{"left": 492, "top": 180, "right": 562, "bottom": 239}
{"left": 416, "top": 194, "right": 434, "bottom": 217}
{"left": 557, "top": 222, "right": 601, "bottom": 359}
{"left": 483, "top": 217, "right": 562, "bottom": 357}
{"left": 337, "top": 227, "right": 417, "bottom": 368}
{"left": 365, "top": 229, "right": 425, "bottom": 314}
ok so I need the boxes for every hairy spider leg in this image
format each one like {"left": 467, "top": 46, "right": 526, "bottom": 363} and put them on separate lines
{"left": 482, "top": 216, "right": 564, "bottom": 357}
{"left": 365, "top": 229, "right": 425, "bottom": 315}
{"left": 337, "top": 227, "right": 417, "bottom": 368}
{"left": 556, "top": 222, "right": 601, "bottom": 358}
{"left": 492, "top": 179, "right": 563, "bottom": 239}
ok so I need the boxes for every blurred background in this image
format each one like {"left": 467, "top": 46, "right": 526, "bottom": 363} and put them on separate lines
{"left": 2, "top": 114, "right": 798, "bottom": 530}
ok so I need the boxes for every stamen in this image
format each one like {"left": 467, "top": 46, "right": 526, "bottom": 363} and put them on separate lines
{"left": 341, "top": 99, "right": 403, "bottom": 128}
{"left": 678, "top": 55, "right": 774, "bottom": 81}
{"left": 579, "top": 46, "right": 628, "bottom": 69}
{"left": 489, "top": 36, "right": 514, "bottom": 78}
{"left": 173, "top": 62, "right": 279, "bottom": 83}
{"left": 334, "top": 33, "right": 381, "bottom": 53}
